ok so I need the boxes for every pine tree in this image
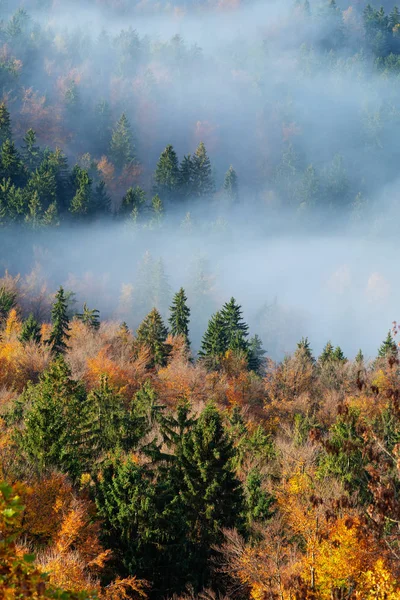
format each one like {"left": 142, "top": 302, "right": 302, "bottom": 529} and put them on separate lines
{"left": 248, "top": 334, "right": 266, "bottom": 373}
{"left": 169, "top": 288, "right": 190, "bottom": 346}
{"left": 192, "top": 142, "right": 214, "bottom": 198}
{"left": 22, "top": 129, "right": 41, "bottom": 172}
{"left": 355, "top": 349, "right": 364, "bottom": 363}
{"left": 319, "top": 341, "right": 335, "bottom": 363}
{"left": 76, "top": 302, "right": 100, "bottom": 330}
{"left": 220, "top": 297, "right": 249, "bottom": 354}
{"left": 48, "top": 286, "right": 70, "bottom": 354}
{"left": 224, "top": 165, "right": 239, "bottom": 202}
{"left": 17, "top": 356, "right": 91, "bottom": 478}
{"left": 199, "top": 311, "right": 228, "bottom": 361}
{"left": 0, "top": 103, "right": 11, "bottom": 146}
{"left": 19, "top": 313, "right": 41, "bottom": 344}
{"left": 378, "top": 330, "right": 398, "bottom": 359}
{"left": 179, "top": 154, "right": 194, "bottom": 199}
{"left": 1, "top": 139, "right": 24, "bottom": 185}
{"left": 154, "top": 144, "right": 180, "bottom": 201}
{"left": 42, "top": 202, "right": 59, "bottom": 227}
{"left": 0, "top": 286, "right": 16, "bottom": 322}
{"left": 136, "top": 308, "right": 170, "bottom": 367}
{"left": 95, "top": 99, "right": 112, "bottom": 155}
{"left": 110, "top": 113, "right": 135, "bottom": 170}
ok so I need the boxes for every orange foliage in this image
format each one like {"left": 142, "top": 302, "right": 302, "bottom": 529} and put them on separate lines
{"left": 86, "top": 346, "right": 142, "bottom": 398}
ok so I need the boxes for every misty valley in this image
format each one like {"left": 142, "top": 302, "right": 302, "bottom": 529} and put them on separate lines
{"left": 1, "top": 1, "right": 400, "bottom": 599}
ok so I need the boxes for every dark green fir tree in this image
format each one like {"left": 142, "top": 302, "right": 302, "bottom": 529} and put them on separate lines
{"left": 48, "top": 286, "right": 70, "bottom": 354}
{"left": 169, "top": 288, "right": 190, "bottom": 346}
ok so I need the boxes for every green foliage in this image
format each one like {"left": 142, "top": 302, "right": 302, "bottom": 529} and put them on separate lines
{"left": 120, "top": 185, "right": 146, "bottom": 218}
{"left": 378, "top": 330, "right": 398, "bottom": 359}
{"left": 19, "top": 313, "right": 41, "bottom": 344}
{"left": 248, "top": 334, "right": 266, "bottom": 373}
{"left": 48, "top": 286, "right": 70, "bottom": 354}
{"left": 154, "top": 144, "right": 180, "bottom": 201}
{"left": 224, "top": 165, "right": 239, "bottom": 202}
{"left": 0, "top": 102, "right": 11, "bottom": 146}
{"left": 136, "top": 308, "right": 170, "bottom": 367}
{"left": 199, "top": 311, "right": 227, "bottom": 363}
{"left": 169, "top": 287, "right": 190, "bottom": 346}
{"left": 0, "top": 285, "right": 16, "bottom": 321}
{"left": 192, "top": 142, "right": 214, "bottom": 198}
{"left": 110, "top": 113, "right": 135, "bottom": 170}
{"left": 76, "top": 302, "right": 100, "bottom": 330}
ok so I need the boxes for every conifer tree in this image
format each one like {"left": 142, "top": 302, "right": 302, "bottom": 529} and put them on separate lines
{"left": 178, "top": 403, "right": 244, "bottom": 579}
{"left": 42, "top": 202, "right": 59, "bottom": 227}
{"left": 151, "top": 194, "right": 164, "bottom": 226}
{"left": 220, "top": 297, "right": 249, "bottom": 354}
{"left": 355, "top": 349, "right": 364, "bottom": 363}
{"left": 24, "top": 191, "right": 42, "bottom": 229}
{"left": 110, "top": 113, "right": 135, "bottom": 170}
{"left": 22, "top": 129, "right": 41, "bottom": 172}
{"left": 18, "top": 356, "right": 91, "bottom": 478}
{"left": 169, "top": 288, "right": 190, "bottom": 346}
{"left": 19, "top": 313, "right": 41, "bottom": 344}
{"left": 248, "top": 334, "right": 266, "bottom": 373}
{"left": 76, "top": 302, "right": 100, "bottom": 330}
{"left": 48, "top": 286, "right": 70, "bottom": 354}
{"left": 319, "top": 341, "right": 335, "bottom": 363}
{"left": 199, "top": 311, "right": 228, "bottom": 361}
{"left": 154, "top": 144, "right": 180, "bottom": 201}
{"left": 92, "top": 180, "right": 111, "bottom": 216}
{"left": 136, "top": 308, "right": 170, "bottom": 367}
{"left": 179, "top": 154, "right": 194, "bottom": 199}
{"left": 296, "top": 336, "right": 315, "bottom": 362}
{"left": 0, "top": 286, "right": 16, "bottom": 322}
{"left": 0, "top": 103, "right": 11, "bottom": 146}
{"left": 1, "top": 139, "right": 24, "bottom": 185}
{"left": 224, "top": 165, "right": 239, "bottom": 202}
{"left": 120, "top": 185, "right": 146, "bottom": 218}
{"left": 378, "top": 330, "right": 398, "bottom": 359}
{"left": 333, "top": 346, "right": 347, "bottom": 362}
{"left": 69, "top": 167, "right": 92, "bottom": 216}
{"left": 95, "top": 99, "right": 112, "bottom": 155}
{"left": 192, "top": 142, "right": 214, "bottom": 198}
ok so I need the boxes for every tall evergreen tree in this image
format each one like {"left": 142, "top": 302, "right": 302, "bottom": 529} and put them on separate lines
{"left": 1, "top": 139, "right": 25, "bottom": 185}
{"left": 296, "top": 336, "right": 315, "bottom": 362}
{"left": 0, "top": 103, "right": 11, "bottom": 146}
{"left": 19, "top": 313, "right": 41, "bottom": 344}
{"left": 24, "top": 191, "right": 42, "bottom": 229}
{"left": 48, "top": 286, "right": 70, "bottom": 354}
{"left": 179, "top": 154, "right": 194, "bottom": 199}
{"left": 136, "top": 308, "right": 170, "bottom": 367}
{"left": 199, "top": 311, "right": 228, "bottom": 361}
{"left": 169, "top": 288, "right": 190, "bottom": 346}
{"left": 319, "top": 341, "right": 335, "bottom": 363}
{"left": 17, "top": 356, "right": 91, "bottom": 478}
{"left": 95, "top": 99, "right": 112, "bottom": 155}
{"left": 120, "top": 185, "right": 146, "bottom": 218}
{"left": 110, "top": 113, "right": 135, "bottom": 170}
{"left": 224, "top": 165, "right": 239, "bottom": 202}
{"left": 92, "top": 180, "right": 111, "bottom": 216}
{"left": 192, "top": 142, "right": 214, "bottom": 198}
{"left": 154, "top": 144, "right": 180, "bottom": 201}
{"left": 22, "top": 129, "right": 41, "bottom": 172}
{"left": 69, "top": 166, "right": 92, "bottom": 216}
{"left": 220, "top": 297, "right": 249, "bottom": 354}
{"left": 151, "top": 194, "right": 164, "bottom": 226}
{"left": 248, "top": 334, "right": 266, "bottom": 373}
{"left": 378, "top": 330, "right": 398, "bottom": 359}
{"left": 178, "top": 403, "right": 244, "bottom": 584}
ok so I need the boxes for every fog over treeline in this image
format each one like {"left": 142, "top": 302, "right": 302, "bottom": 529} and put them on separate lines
{"left": 1, "top": 0, "right": 400, "bottom": 358}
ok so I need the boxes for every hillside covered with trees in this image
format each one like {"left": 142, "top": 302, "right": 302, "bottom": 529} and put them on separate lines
{"left": 2, "top": 1, "right": 400, "bottom": 599}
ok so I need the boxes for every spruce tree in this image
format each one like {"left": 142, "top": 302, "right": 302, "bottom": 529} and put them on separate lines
{"left": 151, "top": 194, "right": 163, "bottom": 226}
{"left": 248, "top": 334, "right": 266, "bottom": 373}
{"left": 136, "top": 308, "right": 170, "bottom": 367}
{"left": 120, "top": 185, "right": 146, "bottom": 218}
{"left": 378, "top": 330, "right": 398, "bottom": 359}
{"left": 95, "top": 99, "right": 112, "bottom": 155}
{"left": 179, "top": 154, "right": 194, "bottom": 199}
{"left": 0, "top": 103, "right": 11, "bottom": 145}
{"left": 178, "top": 403, "right": 244, "bottom": 582}
{"left": 76, "top": 302, "right": 100, "bottom": 330}
{"left": 19, "top": 313, "right": 41, "bottom": 344}
{"left": 24, "top": 191, "right": 42, "bottom": 229}
{"left": 296, "top": 336, "right": 315, "bottom": 362}
{"left": 224, "top": 165, "right": 239, "bottom": 202}
{"left": 355, "top": 349, "right": 364, "bottom": 363}
{"left": 319, "top": 341, "right": 335, "bottom": 363}
{"left": 22, "top": 129, "right": 41, "bottom": 172}
{"left": 17, "top": 356, "right": 91, "bottom": 478}
{"left": 48, "top": 286, "right": 70, "bottom": 354}
{"left": 42, "top": 202, "right": 59, "bottom": 227}
{"left": 69, "top": 167, "right": 92, "bottom": 216}
{"left": 199, "top": 311, "right": 228, "bottom": 361}
{"left": 110, "top": 113, "right": 135, "bottom": 170}
{"left": 220, "top": 297, "right": 249, "bottom": 353}
{"left": 92, "top": 180, "right": 111, "bottom": 216}
{"left": 0, "top": 286, "right": 16, "bottom": 322}
{"left": 192, "top": 142, "right": 214, "bottom": 198}
{"left": 333, "top": 346, "right": 347, "bottom": 362}
{"left": 1, "top": 139, "right": 24, "bottom": 185}
{"left": 169, "top": 288, "right": 190, "bottom": 346}
{"left": 154, "top": 144, "right": 180, "bottom": 201}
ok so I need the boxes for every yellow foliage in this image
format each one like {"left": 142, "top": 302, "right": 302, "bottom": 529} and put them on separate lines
{"left": 3, "top": 308, "right": 22, "bottom": 340}
{"left": 356, "top": 559, "right": 400, "bottom": 599}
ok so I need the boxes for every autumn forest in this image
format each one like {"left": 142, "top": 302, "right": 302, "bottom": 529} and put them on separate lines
{"left": 2, "top": 1, "right": 400, "bottom": 599}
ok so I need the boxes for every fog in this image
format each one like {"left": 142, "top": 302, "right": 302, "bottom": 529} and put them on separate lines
{"left": 1, "top": 0, "right": 400, "bottom": 359}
